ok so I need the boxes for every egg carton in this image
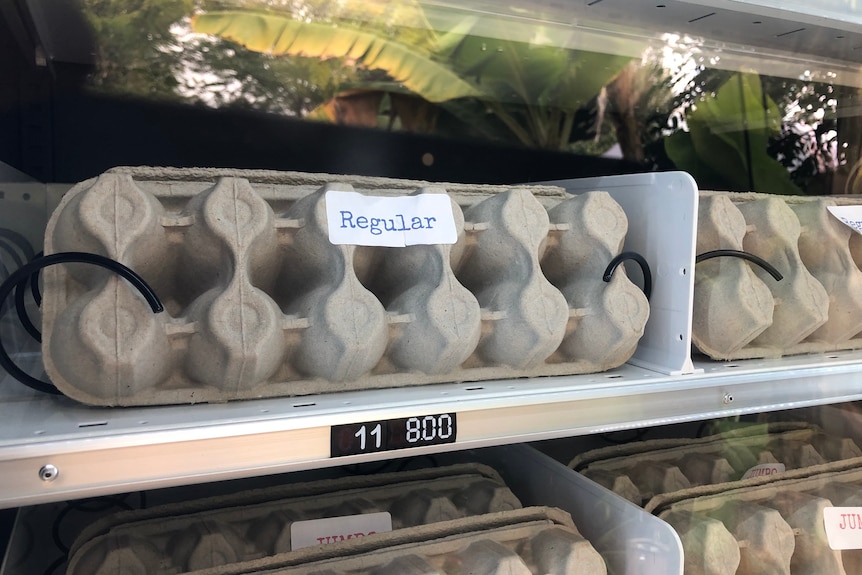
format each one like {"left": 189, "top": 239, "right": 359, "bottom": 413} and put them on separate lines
{"left": 40, "top": 167, "right": 649, "bottom": 406}
{"left": 645, "top": 457, "right": 862, "bottom": 575}
{"left": 68, "top": 506, "right": 604, "bottom": 575}
{"left": 694, "top": 191, "right": 862, "bottom": 360}
{"left": 65, "top": 463, "right": 522, "bottom": 575}
{"left": 568, "top": 423, "right": 861, "bottom": 505}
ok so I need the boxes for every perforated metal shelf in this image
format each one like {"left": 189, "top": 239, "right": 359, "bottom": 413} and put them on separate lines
{"left": 3, "top": 350, "right": 862, "bottom": 509}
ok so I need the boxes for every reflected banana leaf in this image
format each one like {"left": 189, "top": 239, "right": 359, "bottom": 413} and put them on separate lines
{"left": 194, "top": 8, "right": 631, "bottom": 150}
{"left": 192, "top": 10, "right": 481, "bottom": 103}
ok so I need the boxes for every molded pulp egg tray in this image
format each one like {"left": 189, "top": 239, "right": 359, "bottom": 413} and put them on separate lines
{"left": 64, "top": 462, "right": 606, "bottom": 575}
{"left": 648, "top": 457, "right": 862, "bottom": 575}
{"left": 70, "top": 506, "right": 597, "bottom": 575}
{"left": 694, "top": 191, "right": 862, "bottom": 360}
{"left": 569, "top": 422, "right": 862, "bottom": 575}
{"left": 569, "top": 422, "right": 861, "bottom": 506}
{"left": 42, "top": 167, "right": 649, "bottom": 406}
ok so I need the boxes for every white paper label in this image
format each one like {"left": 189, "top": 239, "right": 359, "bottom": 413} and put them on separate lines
{"left": 325, "top": 190, "right": 458, "bottom": 247}
{"left": 824, "top": 507, "right": 862, "bottom": 550}
{"left": 741, "top": 463, "right": 785, "bottom": 480}
{"left": 827, "top": 205, "right": 862, "bottom": 235}
{"left": 290, "top": 512, "right": 392, "bottom": 550}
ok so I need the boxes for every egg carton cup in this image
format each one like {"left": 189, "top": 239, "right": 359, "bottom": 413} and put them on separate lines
{"left": 694, "top": 191, "right": 862, "bottom": 360}
{"left": 41, "top": 167, "right": 649, "bottom": 406}
{"left": 66, "top": 463, "right": 521, "bottom": 574}
{"left": 568, "top": 422, "right": 861, "bottom": 505}
{"left": 645, "top": 457, "right": 862, "bottom": 575}
{"left": 71, "top": 506, "right": 605, "bottom": 575}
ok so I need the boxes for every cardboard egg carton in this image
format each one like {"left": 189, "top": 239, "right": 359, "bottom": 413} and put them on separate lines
{"left": 694, "top": 191, "right": 862, "bottom": 360}
{"left": 42, "top": 167, "right": 649, "bottom": 406}
{"left": 66, "top": 463, "right": 523, "bottom": 575}
{"left": 569, "top": 423, "right": 861, "bottom": 505}
{"left": 69, "top": 507, "right": 603, "bottom": 575}
{"left": 645, "top": 457, "right": 862, "bottom": 575}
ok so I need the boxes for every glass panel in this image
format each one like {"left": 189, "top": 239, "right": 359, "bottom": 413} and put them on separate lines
{"left": 20, "top": 0, "right": 862, "bottom": 194}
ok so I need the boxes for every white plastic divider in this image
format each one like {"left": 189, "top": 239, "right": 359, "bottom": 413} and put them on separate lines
{"left": 545, "top": 171, "right": 699, "bottom": 376}
{"left": 447, "top": 445, "right": 684, "bottom": 575}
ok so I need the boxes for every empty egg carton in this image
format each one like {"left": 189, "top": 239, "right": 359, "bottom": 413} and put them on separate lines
{"left": 41, "top": 167, "right": 649, "bottom": 406}
{"left": 65, "top": 463, "right": 522, "bottom": 575}
{"left": 694, "top": 191, "right": 862, "bottom": 360}
{"left": 68, "top": 507, "right": 604, "bottom": 575}
{"left": 569, "top": 423, "right": 861, "bottom": 506}
{"left": 645, "top": 456, "right": 862, "bottom": 575}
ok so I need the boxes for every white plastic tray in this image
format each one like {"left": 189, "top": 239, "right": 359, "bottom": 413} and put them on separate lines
{"left": 453, "top": 445, "right": 684, "bottom": 575}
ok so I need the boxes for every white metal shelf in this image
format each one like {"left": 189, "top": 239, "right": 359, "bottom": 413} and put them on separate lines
{"left": 3, "top": 350, "right": 862, "bottom": 509}
{"left": 423, "top": 0, "right": 862, "bottom": 90}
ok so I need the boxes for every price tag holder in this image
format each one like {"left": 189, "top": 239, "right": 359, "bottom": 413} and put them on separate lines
{"left": 828, "top": 205, "right": 862, "bottom": 235}
{"left": 291, "top": 512, "right": 392, "bottom": 550}
{"left": 325, "top": 190, "right": 458, "bottom": 247}
{"left": 330, "top": 413, "right": 457, "bottom": 457}
{"left": 741, "top": 462, "right": 785, "bottom": 480}
{"left": 824, "top": 507, "right": 862, "bottom": 550}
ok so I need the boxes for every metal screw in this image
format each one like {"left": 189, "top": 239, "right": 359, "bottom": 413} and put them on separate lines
{"left": 723, "top": 393, "right": 734, "bottom": 404}
{"left": 39, "top": 464, "right": 59, "bottom": 482}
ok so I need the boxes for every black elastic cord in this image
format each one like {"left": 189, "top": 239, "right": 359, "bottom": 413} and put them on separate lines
{"left": 0, "top": 228, "right": 34, "bottom": 262}
{"left": 31, "top": 250, "right": 43, "bottom": 306}
{"left": 16, "top": 251, "right": 46, "bottom": 343}
{"left": 0, "top": 252, "right": 164, "bottom": 395}
{"left": 603, "top": 251, "right": 652, "bottom": 301}
{"left": 0, "top": 239, "right": 26, "bottom": 318}
{"left": 695, "top": 249, "right": 783, "bottom": 281}
{"left": 0, "top": 237, "right": 24, "bottom": 270}
{"left": 0, "top": 259, "right": 9, "bottom": 316}
{"left": 16, "top": 274, "right": 40, "bottom": 342}
{"left": 6, "top": 251, "right": 45, "bottom": 343}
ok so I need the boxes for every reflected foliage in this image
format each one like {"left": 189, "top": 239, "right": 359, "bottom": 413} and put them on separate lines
{"left": 666, "top": 73, "right": 802, "bottom": 195}
{"left": 83, "top": 0, "right": 193, "bottom": 97}
{"left": 74, "top": 0, "right": 854, "bottom": 193}
{"left": 192, "top": 8, "right": 631, "bottom": 150}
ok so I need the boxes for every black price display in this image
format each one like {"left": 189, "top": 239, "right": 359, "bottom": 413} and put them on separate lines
{"left": 330, "top": 413, "right": 457, "bottom": 457}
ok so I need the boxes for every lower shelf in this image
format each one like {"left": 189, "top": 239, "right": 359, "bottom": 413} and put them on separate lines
{"left": 0, "top": 445, "right": 683, "bottom": 575}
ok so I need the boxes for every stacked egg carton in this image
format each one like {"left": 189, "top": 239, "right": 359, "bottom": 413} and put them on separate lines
{"left": 41, "top": 167, "right": 649, "bottom": 406}
{"left": 66, "top": 463, "right": 606, "bottom": 575}
{"left": 694, "top": 191, "right": 862, "bottom": 360}
{"left": 569, "top": 423, "right": 861, "bottom": 506}
{"left": 646, "top": 459, "right": 862, "bottom": 575}
{"left": 194, "top": 507, "right": 592, "bottom": 575}
{"left": 569, "top": 423, "right": 862, "bottom": 575}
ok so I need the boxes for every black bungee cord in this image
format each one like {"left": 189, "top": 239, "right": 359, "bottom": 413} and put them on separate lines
{"left": 0, "top": 237, "right": 26, "bottom": 316}
{"left": 603, "top": 251, "right": 653, "bottom": 301}
{"left": 0, "top": 227, "right": 35, "bottom": 262}
{"left": 0, "top": 252, "right": 164, "bottom": 395}
{"left": 695, "top": 249, "right": 783, "bottom": 281}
